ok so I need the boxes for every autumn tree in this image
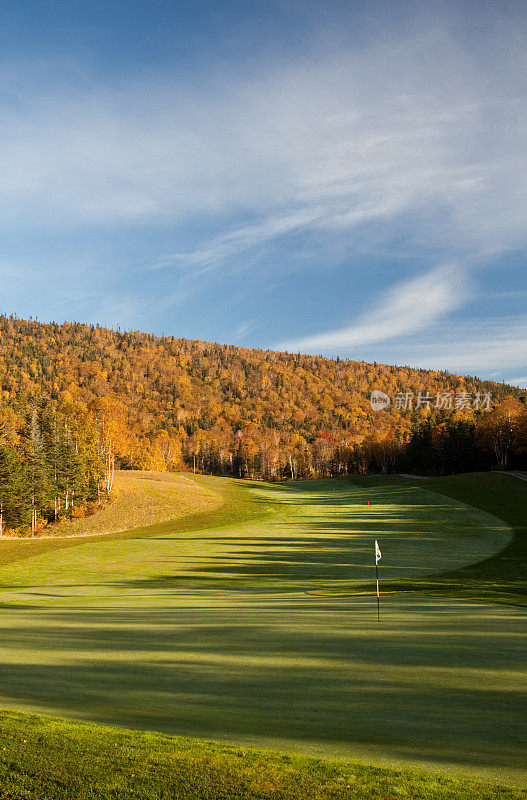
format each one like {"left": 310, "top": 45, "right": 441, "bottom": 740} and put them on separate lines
{"left": 477, "top": 397, "right": 527, "bottom": 469}
{"left": 0, "top": 314, "right": 522, "bottom": 483}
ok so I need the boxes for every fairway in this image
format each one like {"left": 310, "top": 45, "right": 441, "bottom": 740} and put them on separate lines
{"left": 0, "top": 474, "right": 512, "bottom": 594}
{"left": 0, "top": 472, "right": 525, "bottom": 787}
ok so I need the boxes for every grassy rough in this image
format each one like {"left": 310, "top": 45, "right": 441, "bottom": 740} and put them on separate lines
{"left": 0, "top": 471, "right": 224, "bottom": 569}
{"left": 56, "top": 471, "right": 223, "bottom": 538}
{"left": 0, "top": 710, "right": 523, "bottom": 800}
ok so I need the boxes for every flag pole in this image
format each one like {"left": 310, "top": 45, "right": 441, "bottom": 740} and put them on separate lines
{"left": 374, "top": 540, "right": 381, "bottom": 622}
{"left": 375, "top": 561, "right": 380, "bottom": 622}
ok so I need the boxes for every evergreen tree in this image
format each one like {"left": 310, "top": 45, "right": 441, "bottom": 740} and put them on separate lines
{"left": 0, "top": 445, "right": 30, "bottom": 532}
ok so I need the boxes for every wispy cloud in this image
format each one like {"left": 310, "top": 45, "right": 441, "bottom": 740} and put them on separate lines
{"left": 276, "top": 263, "right": 527, "bottom": 386}
{"left": 146, "top": 209, "right": 325, "bottom": 272}
{"left": 278, "top": 264, "right": 468, "bottom": 353}
{"left": 230, "top": 319, "right": 257, "bottom": 344}
{"left": 0, "top": 21, "right": 525, "bottom": 274}
{"left": 377, "top": 316, "right": 527, "bottom": 387}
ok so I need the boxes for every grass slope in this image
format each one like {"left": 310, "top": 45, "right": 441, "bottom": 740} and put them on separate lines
{"left": 0, "top": 471, "right": 223, "bottom": 569}
{"left": 0, "top": 471, "right": 524, "bottom": 790}
{"left": 0, "top": 710, "right": 523, "bottom": 800}
{"left": 56, "top": 471, "right": 223, "bottom": 537}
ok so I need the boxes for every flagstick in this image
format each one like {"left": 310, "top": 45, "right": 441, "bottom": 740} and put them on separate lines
{"left": 375, "top": 561, "right": 380, "bottom": 622}
{"left": 374, "top": 540, "right": 381, "bottom": 622}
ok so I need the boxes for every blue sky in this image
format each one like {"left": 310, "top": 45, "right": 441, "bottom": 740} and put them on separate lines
{"left": 0, "top": 0, "right": 526, "bottom": 385}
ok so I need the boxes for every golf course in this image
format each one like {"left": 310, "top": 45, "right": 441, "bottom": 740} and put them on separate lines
{"left": 0, "top": 470, "right": 525, "bottom": 798}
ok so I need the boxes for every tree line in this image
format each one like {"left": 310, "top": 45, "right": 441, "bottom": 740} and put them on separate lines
{"left": 360, "top": 397, "right": 527, "bottom": 477}
{"left": 181, "top": 397, "right": 527, "bottom": 480}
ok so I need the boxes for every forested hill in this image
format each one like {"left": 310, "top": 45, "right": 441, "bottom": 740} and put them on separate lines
{"left": 0, "top": 314, "right": 524, "bottom": 484}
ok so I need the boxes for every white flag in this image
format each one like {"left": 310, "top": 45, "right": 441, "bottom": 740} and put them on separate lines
{"left": 375, "top": 540, "right": 382, "bottom": 564}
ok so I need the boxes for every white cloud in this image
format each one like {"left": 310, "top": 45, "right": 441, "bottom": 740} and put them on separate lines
{"left": 146, "top": 209, "right": 324, "bottom": 272}
{"left": 0, "top": 20, "right": 525, "bottom": 275}
{"left": 275, "top": 262, "right": 527, "bottom": 386}
{"left": 278, "top": 264, "right": 468, "bottom": 353}
{"left": 283, "top": 308, "right": 527, "bottom": 387}
{"left": 376, "top": 317, "right": 527, "bottom": 387}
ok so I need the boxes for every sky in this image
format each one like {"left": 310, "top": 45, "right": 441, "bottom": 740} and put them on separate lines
{"left": 0, "top": 0, "right": 526, "bottom": 386}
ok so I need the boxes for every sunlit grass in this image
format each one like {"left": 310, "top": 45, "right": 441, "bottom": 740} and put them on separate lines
{"left": 0, "top": 475, "right": 512, "bottom": 595}
{"left": 57, "top": 470, "right": 224, "bottom": 537}
{"left": 0, "top": 470, "right": 224, "bottom": 570}
{"left": 347, "top": 472, "right": 527, "bottom": 605}
{"left": 1, "top": 710, "right": 523, "bottom": 800}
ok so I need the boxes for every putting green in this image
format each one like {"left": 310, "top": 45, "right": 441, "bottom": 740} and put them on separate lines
{"left": 0, "top": 474, "right": 524, "bottom": 786}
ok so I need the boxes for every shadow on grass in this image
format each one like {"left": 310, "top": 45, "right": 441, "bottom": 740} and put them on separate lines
{"left": 112, "top": 488, "right": 509, "bottom": 588}
{"left": 0, "top": 598, "right": 525, "bottom": 773}
{"left": 349, "top": 473, "right": 527, "bottom": 603}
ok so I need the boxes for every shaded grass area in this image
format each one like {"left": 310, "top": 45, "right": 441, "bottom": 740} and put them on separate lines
{"left": 0, "top": 710, "right": 523, "bottom": 800}
{"left": 334, "top": 473, "right": 527, "bottom": 605}
{"left": 0, "top": 473, "right": 525, "bottom": 792}
{"left": 0, "top": 594, "right": 524, "bottom": 785}
{"left": 0, "top": 472, "right": 521, "bottom": 601}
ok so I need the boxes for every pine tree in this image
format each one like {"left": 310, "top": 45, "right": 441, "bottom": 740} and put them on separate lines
{"left": 0, "top": 445, "right": 30, "bottom": 532}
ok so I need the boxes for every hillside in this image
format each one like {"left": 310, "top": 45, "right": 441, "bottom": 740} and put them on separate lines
{"left": 0, "top": 314, "right": 522, "bottom": 481}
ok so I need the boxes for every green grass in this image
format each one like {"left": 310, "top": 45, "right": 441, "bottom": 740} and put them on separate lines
{"left": 343, "top": 473, "right": 527, "bottom": 605}
{"left": 0, "top": 474, "right": 513, "bottom": 595}
{"left": 0, "top": 471, "right": 224, "bottom": 569}
{"left": 0, "top": 471, "right": 524, "bottom": 793}
{"left": 0, "top": 710, "right": 523, "bottom": 800}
